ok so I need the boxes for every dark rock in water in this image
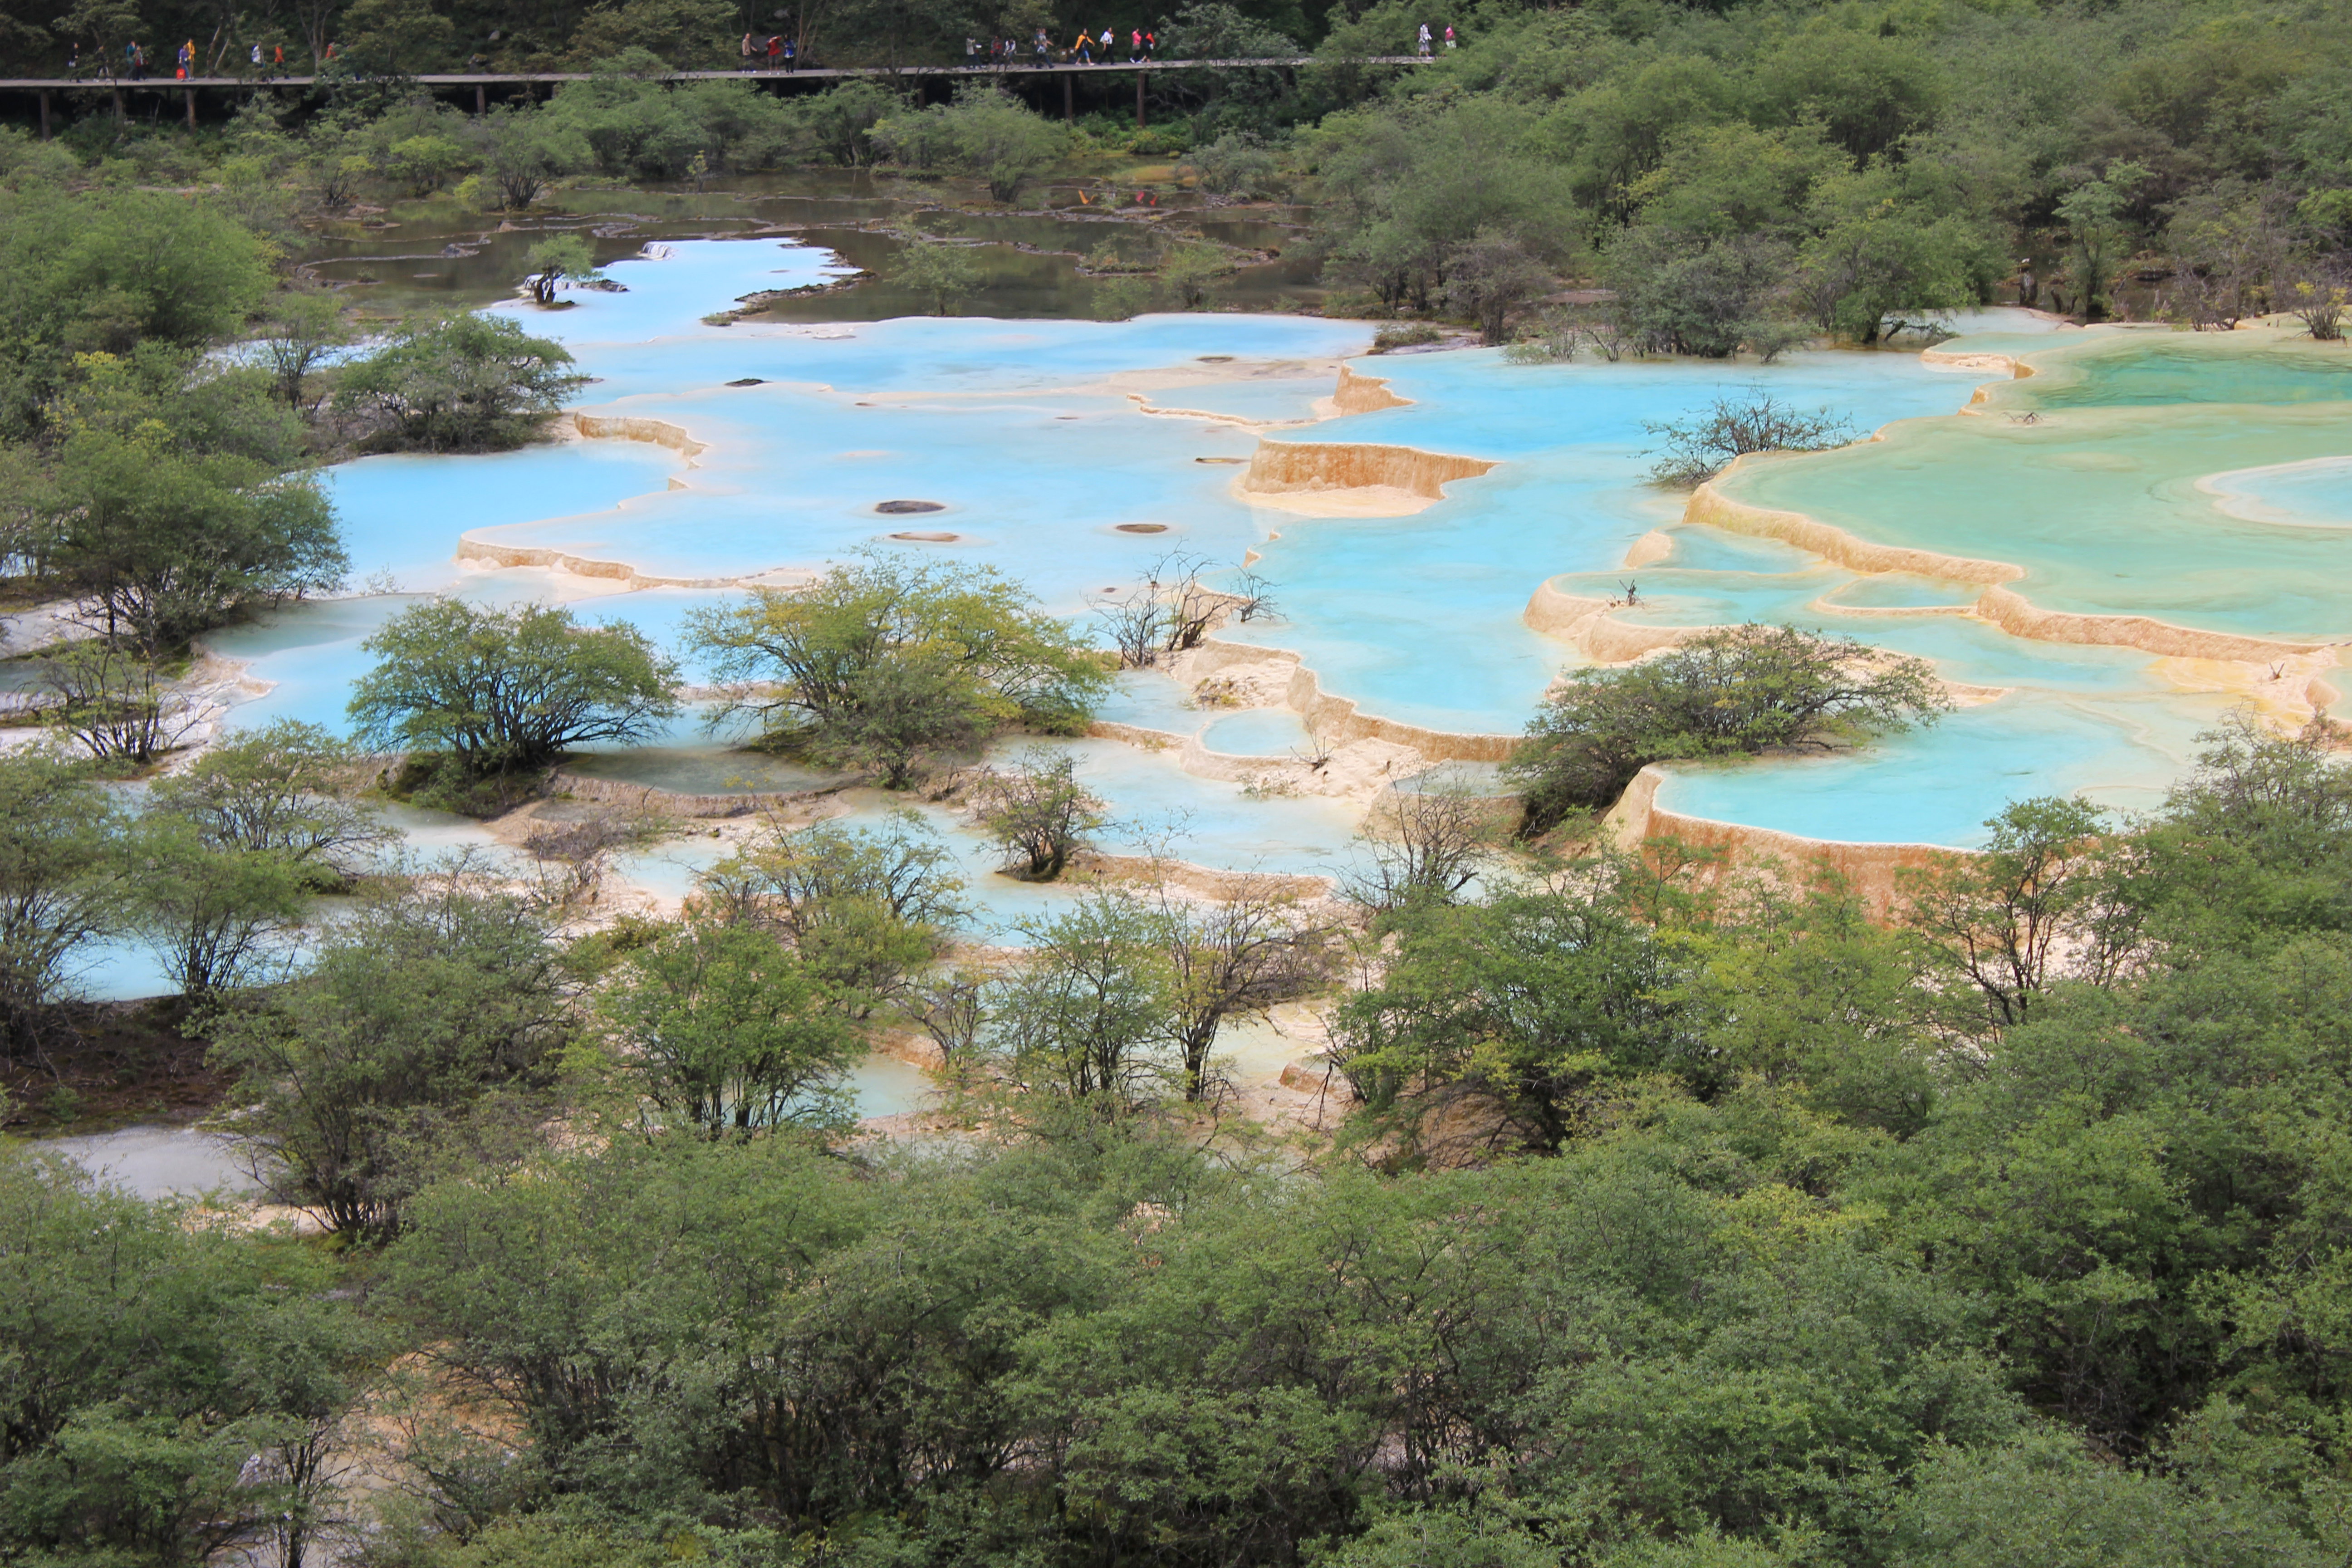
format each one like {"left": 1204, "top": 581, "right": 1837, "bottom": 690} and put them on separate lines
{"left": 890, "top": 530, "right": 959, "bottom": 542}
{"left": 875, "top": 500, "right": 946, "bottom": 514}
{"left": 726, "top": 377, "right": 766, "bottom": 387}
{"left": 1115, "top": 523, "right": 1169, "bottom": 534}
{"left": 1196, "top": 354, "right": 1234, "bottom": 362}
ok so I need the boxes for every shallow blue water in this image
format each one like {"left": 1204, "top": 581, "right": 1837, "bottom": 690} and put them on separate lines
{"left": 1201, "top": 707, "right": 1316, "bottom": 756}
{"left": 199, "top": 243, "right": 2339, "bottom": 857}
{"left": 2204, "top": 456, "right": 2352, "bottom": 530}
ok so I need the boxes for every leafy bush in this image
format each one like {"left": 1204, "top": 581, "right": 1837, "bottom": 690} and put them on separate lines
{"left": 884, "top": 230, "right": 982, "bottom": 316}
{"left": 0, "top": 184, "right": 270, "bottom": 435}
{"left": 0, "top": 750, "right": 122, "bottom": 1054}
{"left": 1505, "top": 623, "right": 1951, "bottom": 833}
{"left": 35, "top": 352, "right": 345, "bottom": 656}
{"left": 206, "top": 863, "right": 570, "bottom": 1240}
{"left": 332, "top": 313, "right": 587, "bottom": 452}
{"left": 1180, "top": 131, "right": 1283, "bottom": 198}
{"left": 685, "top": 556, "right": 1107, "bottom": 781}
{"left": 348, "top": 598, "right": 681, "bottom": 781}
{"left": 872, "top": 87, "right": 1066, "bottom": 202}
{"left": 1605, "top": 226, "right": 1806, "bottom": 358}
{"left": 596, "top": 918, "right": 861, "bottom": 1138}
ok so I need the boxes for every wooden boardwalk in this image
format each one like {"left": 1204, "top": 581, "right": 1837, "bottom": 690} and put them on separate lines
{"left": 6, "top": 56, "right": 1429, "bottom": 132}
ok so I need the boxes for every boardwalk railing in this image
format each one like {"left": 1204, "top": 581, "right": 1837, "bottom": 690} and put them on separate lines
{"left": 5, "top": 56, "right": 1431, "bottom": 133}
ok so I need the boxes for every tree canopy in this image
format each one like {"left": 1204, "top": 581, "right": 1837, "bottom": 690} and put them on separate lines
{"left": 685, "top": 555, "right": 1107, "bottom": 784}
{"left": 348, "top": 598, "right": 681, "bottom": 779}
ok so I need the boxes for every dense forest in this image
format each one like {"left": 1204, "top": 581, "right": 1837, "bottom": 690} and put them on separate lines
{"left": 7, "top": 0, "right": 2352, "bottom": 1563}
{"left": 11, "top": 0, "right": 2352, "bottom": 340}
{"left": 14, "top": 707, "right": 2352, "bottom": 1568}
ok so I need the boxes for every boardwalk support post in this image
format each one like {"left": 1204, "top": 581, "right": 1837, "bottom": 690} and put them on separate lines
{"left": 1135, "top": 70, "right": 1144, "bottom": 128}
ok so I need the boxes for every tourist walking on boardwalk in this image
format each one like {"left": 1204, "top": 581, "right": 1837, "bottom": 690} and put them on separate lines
{"left": 1100, "top": 26, "right": 1114, "bottom": 59}
{"left": 1075, "top": 29, "right": 1092, "bottom": 62}
{"left": 1445, "top": 23, "right": 1456, "bottom": 48}
{"left": 782, "top": 35, "right": 796, "bottom": 68}
{"left": 740, "top": 32, "right": 754, "bottom": 67}
{"left": 1417, "top": 22, "right": 1432, "bottom": 55}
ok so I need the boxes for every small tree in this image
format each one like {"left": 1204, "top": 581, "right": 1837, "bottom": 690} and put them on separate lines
{"left": 1605, "top": 226, "right": 1801, "bottom": 358}
{"left": 2160, "top": 184, "right": 2292, "bottom": 333}
{"left": 41, "top": 641, "right": 201, "bottom": 766}
{"left": 905, "top": 965, "right": 990, "bottom": 1086}
{"left": 1150, "top": 551, "right": 1231, "bottom": 656}
{"left": 971, "top": 749, "right": 1107, "bottom": 880}
{"left": 1900, "top": 796, "right": 2113, "bottom": 1037}
{"left": 207, "top": 861, "right": 570, "bottom": 1240}
{"left": 985, "top": 892, "right": 1177, "bottom": 1114}
{"left": 1443, "top": 231, "right": 1553, "bottom": 346}
{"left": 835, "top": 656, "right": 997, "bottom": 787}
{"left": 2053, "top": 162, "right": 2148, "bottom": 321}
{"left": 696, "top": 811, "right": 966, "bottom": 1001}
{"left": 2284, "top": 259, "right": 2349, "bottom": 342}
{"left": 1642, "top": 389, "right": 1857, "bottom": 485}
{"left": 1093, "top": 591, "right": 1168, "bottom": 669}
{"left": 122, "top": 720, "right": 395, "bottom": 999}
{"left": 119, "top": 812, "right": 308, "bottom": 998}
{"left": 147, "top": 719, "right": 391, "bottom": 876}
{"left": 1155, "top": 876, "right": 1335, "bottom": 1101}
{"left": 1161, "top": 243, "right": 1236, "bottom": 310}
{"left": 386, "top": 133, "right": 468, "bottom": 198}
{"left": 469, "top": 106, "right": 588, "bottom": 210}
{"left": 40, "top": 356, "right": 346, "bottom": 656}
{"left": 598, "top": 919, "right": 860, "bottom": 1138}
{"left": 252, "top": 292, "right": 354, "bottom": 412}
{"left": 885, "top": 232, "right": 981, "bottom": 317}
{"left": 331, "top": 313, "right": 587, "bottom": 452}
{"left": 684, "top": 555, "right": 1107, "bottom": 749}
{"left": 1180, "top": 131, "right": 1281, "bottom": 198}
{"left": 1341, "top": 772, "right": 1503, "bottom": 911}
{"left": 0, "top": 751, "right": 124, "bottom": 1058}
{"left": 1506, "top": 624, "right": 1951, "bottom": 833}
{"left": 874, "top": 86, "right": 1065, "bottom": 202}
{"left": 699, "top": 812, "right": 970, "bottom": 940}
{"left": 348, "top": 599, "right": 680, "bottom": 780}
{"left": 523, "top": 233, "right": 602, "bottom": 306}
